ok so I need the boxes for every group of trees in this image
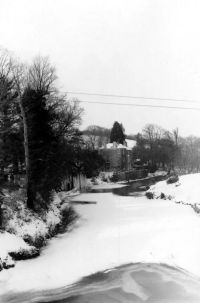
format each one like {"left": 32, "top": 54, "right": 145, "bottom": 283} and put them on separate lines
{"left": 133, "top": 123, "right": 200, "bottom": 173}
{"left": 0, "top": 49, "right": 104, "bottom": 210}
{"left": 133, "top": 124, "right": 178, "bottom": 170}
{"left": 175, "top": 136, "right": 200, "bottom": 173}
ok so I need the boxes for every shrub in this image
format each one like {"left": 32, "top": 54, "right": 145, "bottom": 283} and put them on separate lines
{"left": 146, "top": 191, "right": 154, "bottom": 199}
{"left": 110, "top": 172, "right": 119, "bottom": 182}
{"left": 160, "top": 192, "right": 165, "bottom": 199}
{"left": 167, "top": 175, "right": 179, "bottom": 184}
{"left": 9, "top": 247, "right": 39, "bottom": 260}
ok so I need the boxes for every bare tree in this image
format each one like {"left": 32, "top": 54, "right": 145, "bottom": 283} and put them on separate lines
{"left": 28, "top": 56, "right": 57, "bottom": 92}
{"left": 143, "top": 124, "right": 164, "bottom": 148}
{"left": 0, "top": 49, "right": 14, "bottom": 102}
{"left": 0, "top": 48, "right": 13, "bottom": 78}
{"left": 0, "top": 49, "right": 20, "bottom": 173}
{"left": 52, "top": 97, "right": 83, "bottom": 140}
{"left": 84, "top": 126, "right": 100, "bottom": 149}
{"left": 11, "top": 61, "right": 30, "bottom": 179}
{"left": 173, "top": 128, "right": 179, "bottom": 147}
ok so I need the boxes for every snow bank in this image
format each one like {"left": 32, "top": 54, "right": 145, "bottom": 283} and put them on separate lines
{"left": 0, "top": 232, "right": 37, "bottom": 270}
{"left": 0, "top": 232, "right": 30, "bottom": 260}
{"left": 147, "top": 173, "right": 200, "bottom": 207}
{"left": 0, "top": 191, "right": 73, "bottom": 272}
{"left": 5, "top": 194, "right": 62, "bottom": 242}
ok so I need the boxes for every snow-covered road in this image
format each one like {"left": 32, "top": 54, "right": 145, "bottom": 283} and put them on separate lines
{"left": 1, "top": 183, "right": 200, "bottom": 301}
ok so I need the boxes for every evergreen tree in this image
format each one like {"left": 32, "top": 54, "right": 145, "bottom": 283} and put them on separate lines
{"left": 21, "top": 87, "right": 84, "bottom": 210}
{"left": 110, "top": 121, "right": 125, "bottom": 144}
{"left": 22, "top": 87, "right": 62, "bottom": 209}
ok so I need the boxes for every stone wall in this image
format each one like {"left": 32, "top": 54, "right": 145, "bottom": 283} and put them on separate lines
{"left": 99, "top": 148, "right": 133, "bottom": 171}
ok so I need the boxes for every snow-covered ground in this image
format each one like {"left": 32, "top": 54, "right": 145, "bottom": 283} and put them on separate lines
{"left": 1, "top": 177, "right": 200, "bottom": 300}
{"left": 147, "top": 173, "right": 200, "bottom": 206}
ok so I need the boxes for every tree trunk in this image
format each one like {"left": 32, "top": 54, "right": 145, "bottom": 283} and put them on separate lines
{"left": 19, "top": 98, "right": 34, "bottom": 208}
{"left": 19, "top": 99, "right": 29, "bottom": 180}
{"left": 78, "top": 172, "right": 81, "bottom": 191}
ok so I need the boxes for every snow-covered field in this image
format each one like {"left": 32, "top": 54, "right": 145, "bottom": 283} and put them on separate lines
{"left": 1, "top": 175, "right": 200, "bottom": 301}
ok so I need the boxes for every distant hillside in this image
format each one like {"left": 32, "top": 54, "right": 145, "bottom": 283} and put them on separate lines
{"left": 82, "top": 125, "right": 110, "bottom": 149}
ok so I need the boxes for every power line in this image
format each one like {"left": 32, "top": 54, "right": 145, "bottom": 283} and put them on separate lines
{"left": 67, "top": 91, "right": 200, "bottom": 104}
{"left": 76, "top": 99, "right": 200, "bottom": 111}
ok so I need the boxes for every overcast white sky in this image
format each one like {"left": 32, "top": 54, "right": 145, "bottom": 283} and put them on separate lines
{"left": 1, "top": 0, "right": 200, "bottom": 136}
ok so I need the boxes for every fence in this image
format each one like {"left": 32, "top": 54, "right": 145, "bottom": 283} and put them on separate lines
{"left": 2, "top": 173, "right": 88, "bottom": 192}
{"left": 61, "top": 174, "right": 88, "bottom": 191}
{"left": 115, "top": 169, "right": 148, "bottom": 182}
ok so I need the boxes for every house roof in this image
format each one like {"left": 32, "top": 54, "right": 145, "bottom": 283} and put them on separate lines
{"left": 105, "top": 139, "right": 136, "bottom": 150}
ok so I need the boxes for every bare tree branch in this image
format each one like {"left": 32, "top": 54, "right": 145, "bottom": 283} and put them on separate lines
{"left": 28, "top": 56, "right": 57, "bottom": 92}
